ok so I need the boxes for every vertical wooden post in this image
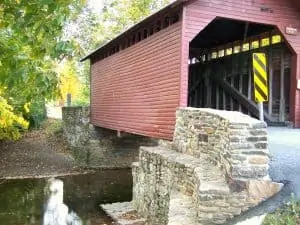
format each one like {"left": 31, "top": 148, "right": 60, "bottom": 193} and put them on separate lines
{"left": 248, "top": 60, "right": 252, "bottom": 100}
{"left": 258, "top": 102, "right": 264, "bottom": 121}
{"left": 205, "top": 76, "right": 211, "bottom": 108}
{"left": 239, "top": 74, "right": 243, "bottom": 112}
{"left": 223, "top": 90, "right": 226, "bottom": 110}
{"left": 230, "top": 56, "right": 235, "bottom": 111}
{"left": 230, "top": 76, "right": 234, "bottom": 110}
{"left": 248, "top": 57, "right": 252, "bottom": 115}
{"left": 192, "top": 69, "right": 196, "bottom": 107}
{"left": 216, "top": 85, "right": 220, "bottom": 109}
{"left": 195, "top": 89, "right": 199, "bottom": 107}
{"left": 268, "top": 47, "right": 273, "bottom": 117}
{"left": 279, "top": 49, "right": 285, "bottom": 122}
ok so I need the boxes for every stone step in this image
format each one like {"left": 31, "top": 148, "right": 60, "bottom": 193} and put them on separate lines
{"left": 100, "top": 202, "right": 146, "bottom": 225}
{"left": 194, "top": 157, "right": 230, "bottom": 197}
{"left": 198, "top": 181, "right": 230, "bottom": 195}
{"left": 141, "top": 146, "right": 225, "bottom": 174}
{"left": 168, "top": 190, "right": 201, "bottom": 225}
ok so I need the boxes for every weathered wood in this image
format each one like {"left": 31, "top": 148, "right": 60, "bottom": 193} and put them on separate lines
{"left": 216, "top": 85, "right": 220, "bottom": 109}
{"left": 247, "top": 57, "right": 252, "bottom": 115}
{"left": 223, "top": 89, "right": 226, "bottom": 110}
{"left": 211, "top": 75, "right": 275, "bottom": 122}
{"left": 189, "top": 67, "right": 210, "bottom": 94}
{"left": 279, "top": 49, "right": 285, "bottom": 122}
{"left": 248, "top": 63, "right": 252, "bottom": 100}
{"left": 239, "top": 74, "right": 243, "bottom": 112}
{"left": 242, "top": 20, "right": 249, "bottom": 114}
{"left": 268, "top": 47, "right": 273, "bottom": 116}
{"left": 230, "top": 76, "right": 234, "bottom": 110}
{"left": 205, "top": 77, "right": 212, "bottom": 107}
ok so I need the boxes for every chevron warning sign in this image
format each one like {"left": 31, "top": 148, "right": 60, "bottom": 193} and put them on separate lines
{"left": 252, "top": 53, "right": 268, "bottom": 102}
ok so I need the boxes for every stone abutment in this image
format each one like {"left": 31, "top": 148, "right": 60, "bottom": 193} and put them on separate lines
{"left": 101, "top": 108, "right": 283, "bottom": 225}
{"left": 62, "top": 106, "right": 158, "bottom": 168}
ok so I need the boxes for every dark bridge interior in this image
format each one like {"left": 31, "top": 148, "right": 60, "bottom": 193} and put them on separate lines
{"left": 190, "top": 18, "right": 275, "bottom": 49}
{"left": 188, "top": 18, "right": 292, "bottom": 125}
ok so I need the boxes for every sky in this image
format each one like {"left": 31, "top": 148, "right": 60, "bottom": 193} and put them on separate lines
{"left": 88, "top": 0, "right": 104, "bottom": 12}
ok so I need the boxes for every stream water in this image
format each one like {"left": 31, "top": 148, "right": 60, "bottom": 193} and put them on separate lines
{"left": 0, "top": 169, "right": 132, "bottom": 225}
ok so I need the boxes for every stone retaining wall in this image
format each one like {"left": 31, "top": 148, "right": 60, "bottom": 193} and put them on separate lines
{"left": 173, "top": 108, "right": 270, "bottom": 181}
{"left": 131, "top": 108, "right": 283, "bottom": 225}
{"left": 62, "top": 106, "right": 90, "bottom": 148}
{"left": 62, "top": 106, "right": 158, "bottom": 168}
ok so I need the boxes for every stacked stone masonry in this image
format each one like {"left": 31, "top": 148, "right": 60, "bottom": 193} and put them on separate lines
{"left": 128, "top": 108, "right": 283, "bottom": 225}
{"left": 62, "top": 106, "right": 158, "bottom": 168}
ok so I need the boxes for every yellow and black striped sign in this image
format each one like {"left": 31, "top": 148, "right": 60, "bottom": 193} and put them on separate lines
{"left": 252, "top": 53, "right": 268, "bottom": 102}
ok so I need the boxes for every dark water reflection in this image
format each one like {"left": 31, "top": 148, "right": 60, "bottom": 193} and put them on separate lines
{"left": 0, "top": 169, "right": 132, "bottom": 225}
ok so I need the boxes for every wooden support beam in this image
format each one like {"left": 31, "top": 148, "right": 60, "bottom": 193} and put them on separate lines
{"left": 205, "top": 77, "right": 212, "bottom": 108}
{"left": 211, "top": 75, "right": 275, "bottom": 122}
{"left": 216, "top": 85, "right": 220, "bottom": 109}
{"left": 195, "top": 89, "right": 199, "bottom": 107}
{"left": 189, "top": 68, "right": 209, "bottom": 94}
{"left": 223, "top": 89, "right": 226, "bottom": 110}
{"left": 230, "top": 56, "right": 236, "bottom": 111}
{"left": 248, "top": 58, "right": 252, "bottom": 115}
{"left": 230, "top": 76, "right": 234, "bottom": 110}
{"left": 268, "top": 47, "right": 273, "bottom": 116}
{"left": 239, "top": 74, "right": 243, "bottom": 112}
{"left": 199, "top": 82, "right": 203, "bottom": 107}
{"left": 279, "top": 49, "right": 285, "bottom": 122}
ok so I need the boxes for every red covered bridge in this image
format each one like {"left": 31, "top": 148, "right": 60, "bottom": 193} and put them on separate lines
{"left": 82, "top": 0, "right": 300, "bottom": 140}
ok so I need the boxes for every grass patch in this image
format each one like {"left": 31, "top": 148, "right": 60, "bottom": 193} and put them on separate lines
{"left": 40, "top": 119, "right": 63, "bottom": 137}
{"left": 263, "top": 194, "right": 300, "bottom": 225}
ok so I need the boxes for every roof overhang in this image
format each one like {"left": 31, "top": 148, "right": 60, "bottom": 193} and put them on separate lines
{"left": 81, "top": 0, "right": 300, "bottom": 62}
{"left": 80, "top": 0, "right": 189, "bottom": 62}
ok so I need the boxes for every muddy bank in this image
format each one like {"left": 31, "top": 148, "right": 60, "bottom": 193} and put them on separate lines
{"left": 0, "top": 120, "right": 81, "bottom": 178}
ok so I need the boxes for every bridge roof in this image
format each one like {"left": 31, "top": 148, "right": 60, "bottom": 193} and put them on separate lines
{"left": 81, "top": 0, "right": 300, "bottom": 61}
{"left": 80, "top": 0, "right": 187, "bottom": 61}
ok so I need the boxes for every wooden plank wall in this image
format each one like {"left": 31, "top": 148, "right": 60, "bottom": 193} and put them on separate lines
{"left": 90, "top": 21, "right": 182, "bottom": 140}
{"left": 181, "top": 0, "right": 300, "bottom": 127}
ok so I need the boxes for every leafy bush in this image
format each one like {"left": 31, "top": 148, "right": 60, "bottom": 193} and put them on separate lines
{"left": 0, "top": 96, "right": 29, "bottom": 140}
{"left": 42, "top": 119, "right": 63, "bottom": 137}
{"left": 263, "top": 194, "right": 300, "bottom": 225}
{"left": 25, "top": 100, "right": 47, "bottom": 129}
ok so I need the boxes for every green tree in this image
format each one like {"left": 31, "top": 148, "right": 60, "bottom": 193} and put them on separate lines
{"left": 63, "top": 0, "right": 173, "bottom": 107}
{"left": 0, "top": 0, "right": 85, "bottom": 138}
{"left": 0, "top": 93, "right": 29, "bottom": 140}
{"left": 99, "top": 0, "right": 172, "bottom": 43}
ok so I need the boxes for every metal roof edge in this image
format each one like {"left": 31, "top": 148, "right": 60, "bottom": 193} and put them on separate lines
{"left": 80, "top": 0, "right": 188, "bottom": 62}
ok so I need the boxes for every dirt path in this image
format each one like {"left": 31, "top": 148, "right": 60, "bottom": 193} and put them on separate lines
{"left": 0, "top": 120, "right": 82, "bottom": 178}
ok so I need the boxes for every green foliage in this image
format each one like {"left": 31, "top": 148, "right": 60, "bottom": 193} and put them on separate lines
{"left": 0, "top": 96, "right": 29, "bottom": 140}
{"left": 99, "top": 0, "right": 171, "bottom": 44}
{"left": 65, "top": 0, "right": 172, "bottom": 107}
{"left": 0, "top": 0, "right": 85, "bottom": 139}
{"left": 26, "top": 100, "right": 47, "bottom": 129}
{"left": 263, "top": 194, "right": 300, "bottom": 225}
{"left": 72, "top": 85, "right": 90, "bottom": 107}
{"left": 41, "top": 119, "right": 63, "bottom": 137}
{"left": 0, "top": 0, "right": 173, "bottom": 139}
{"left": 0, "top": 0, "right": 85, "bottom": 102}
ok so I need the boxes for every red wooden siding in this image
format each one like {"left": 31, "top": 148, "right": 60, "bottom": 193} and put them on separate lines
{"left": 181, "top": 0, "right": 300, "bottom": 127}
{"left": 90, "top": 22, "right": 182, "bottom": 140}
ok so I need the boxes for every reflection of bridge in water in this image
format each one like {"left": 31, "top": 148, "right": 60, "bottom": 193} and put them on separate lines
{"left": 0, "top": 170, "right": 132, "bottom": 224}
{"left": 43, "top": 178, "right": 82, "bottom": 225}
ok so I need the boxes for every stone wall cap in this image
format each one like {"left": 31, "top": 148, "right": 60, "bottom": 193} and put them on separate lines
{"left": 178, "top": 107, "right": 265, "bottom": 125}
{"left": 62, "top": 106, "right": 90, "bottom": 109}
